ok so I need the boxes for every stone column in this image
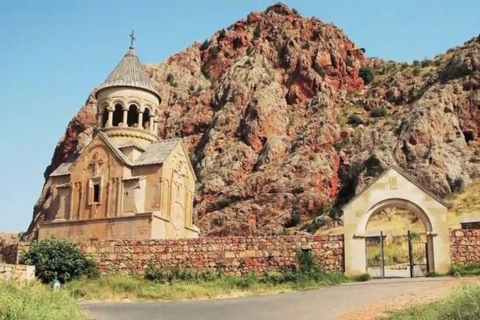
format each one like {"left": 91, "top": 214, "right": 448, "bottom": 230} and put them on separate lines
{"left": 153, "top": 120, "right": 158, "bottom": 134}
{"left": 122, "top": 107, "right": 129, "bottom": 127}
{"left": 138, "top": 109, "right": 144, "bottom": 129}
{"left": 97, "top": 113, "right": 103, "bottom": 128}
{"left": 149, "top": 115, "right": 155, "bottom": 133}
{"left": 106, "top": 106, "right": 114, "bottom": 127}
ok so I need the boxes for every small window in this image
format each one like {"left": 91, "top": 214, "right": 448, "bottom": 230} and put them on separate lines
{"left": 93, "top": 183, "right": 100, "bottom": 203}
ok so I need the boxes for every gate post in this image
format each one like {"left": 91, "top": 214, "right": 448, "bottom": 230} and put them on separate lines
{"left": 380, "top": 231, "right": 385, "bottom": 278}
{"left": 408, "top": 231, "right": 414, "bottom": 278}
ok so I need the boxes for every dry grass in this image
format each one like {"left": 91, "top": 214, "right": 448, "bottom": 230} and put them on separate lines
{"left": 65, "top": 272, "right": 348, "bottom": 302}
{"left": 447, "top": 178, "right": 480, "bottom": 229}
{"left": 0, "top": 280, "right": 87, "bottom": 320}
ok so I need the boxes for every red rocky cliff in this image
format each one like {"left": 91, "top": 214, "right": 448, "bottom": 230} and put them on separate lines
{"left": 24, "top": 4, "right": 480, "bottom": 238}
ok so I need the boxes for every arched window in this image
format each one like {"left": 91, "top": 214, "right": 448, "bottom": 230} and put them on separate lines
{"left": 112, "top": 104, "right": 123, "bottom": 126}
{"left": 143, "top": 108, "right": 151, "bottom": 129}
{"left": 127, "top": 105, "right": 139, "bottom": 127}
{"left": 101, "top": 106, "right": 108, "bottom": 127}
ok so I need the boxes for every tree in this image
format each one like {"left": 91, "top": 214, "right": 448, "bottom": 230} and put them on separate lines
{"left": 359, "top": 67, "right": 374, "bottom": 84}
{"left": 20, "top": 238, "right": 97, "bottom": 283}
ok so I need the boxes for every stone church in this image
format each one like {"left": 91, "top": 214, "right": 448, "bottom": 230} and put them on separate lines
{"left": 38, "top": 39, "right": 200, "bottom": 242}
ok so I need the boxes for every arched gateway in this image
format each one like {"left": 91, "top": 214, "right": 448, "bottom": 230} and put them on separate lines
{"left": 342, "top": 166, "right": 451, "bottom": 276}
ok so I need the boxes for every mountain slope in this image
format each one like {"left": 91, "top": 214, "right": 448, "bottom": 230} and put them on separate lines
{"left": 24, "top": 3, "right": 480, "bottom": 239}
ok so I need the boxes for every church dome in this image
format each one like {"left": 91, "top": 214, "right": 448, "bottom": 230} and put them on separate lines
{"left": 96, "top": 47, "right": 161, "bottom": 100}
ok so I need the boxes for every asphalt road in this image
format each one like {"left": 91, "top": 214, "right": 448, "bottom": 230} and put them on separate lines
{"left": 84, "top": 277, "right": 450, "bottom": 320}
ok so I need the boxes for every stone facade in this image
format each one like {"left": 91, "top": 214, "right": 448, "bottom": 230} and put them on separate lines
{"left": 450, "top": 229, "right": 480, "bottom": 265}
{"left": 77, "top": 235, "right": 344, "bottom": 275}
{"left": 0, "top": 264, "right": 35, "bottom": 282}
{"left": 38, "top": 44, "right": 199, "bottom": 242}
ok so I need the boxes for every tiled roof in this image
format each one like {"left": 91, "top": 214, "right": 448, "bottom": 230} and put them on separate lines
{"left": 96, "top": 48, "right": 160, "bottom": 99}
{"left": 50, "top": 155, "right": 78, "bottom": 177}
{"left": 118, "top": 141, "right": 146, "bottom": 151}
{"left": 133, "top": 139, "right": 181, "bottom": 166}
{"left": 49, "top": 134, "right": 182, "bottom": 178}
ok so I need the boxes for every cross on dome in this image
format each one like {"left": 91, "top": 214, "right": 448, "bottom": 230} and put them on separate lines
{"left": 129, "top": 30, "right": 136, "bottom": 49}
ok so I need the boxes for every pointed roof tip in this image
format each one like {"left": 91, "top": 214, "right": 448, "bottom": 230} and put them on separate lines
{"left": 96, "top": 32, "right": 161, "bottom": 101}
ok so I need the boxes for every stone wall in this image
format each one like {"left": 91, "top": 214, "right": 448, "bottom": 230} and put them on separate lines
{"left": 450, "top": 229, "right": 480, "bottom": 265}
{"left": 0, "top": 264, "right": 35, "bottom": 282}
{"left": 79, "top": 235, "right": 344, "bottom": 275}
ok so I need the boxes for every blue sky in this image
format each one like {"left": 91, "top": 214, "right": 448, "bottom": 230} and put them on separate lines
{"left": 0, "top": 0, "right": 478, "bottom": 233}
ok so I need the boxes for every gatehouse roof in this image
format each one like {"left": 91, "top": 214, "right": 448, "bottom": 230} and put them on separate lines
{"left": 341, "top": 166, "right": 449, "bottom": 210}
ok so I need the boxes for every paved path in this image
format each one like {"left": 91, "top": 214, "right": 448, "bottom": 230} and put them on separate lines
{"left": 84, "top": 277, "right": 451, "bottom": 320}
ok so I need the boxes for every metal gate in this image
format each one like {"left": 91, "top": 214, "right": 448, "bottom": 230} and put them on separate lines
{"left": 408, "top": 231, "right": 429, "bottom": 277}
{"left": 366, "top": 230, "right": 429, "bottom": 278}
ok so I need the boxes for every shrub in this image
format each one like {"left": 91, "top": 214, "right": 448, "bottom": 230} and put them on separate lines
{"left": 359, "top": 67, "right": 374, "bottom": 84}
{"left": 253, "top": 25, "right": 262, "bottom": 39}
{"left": 412, "top": 60, "right": 420, "bottom": 66}
{"left": 451, "top": 177, "right": 465, "bottom": 193}
{"left": 285, "top": 213, "right": 301, "bottom": 228}
{"left": 210, "top": 46, "right": 219, "bottom": 59}
{"left": 421, "top": 59, "right": 432, "bottom": 67}
{"left": 292, "top": 8, "right": 299, "bottom": 15}
{"left": 302, "top": 42, "right": 311, "bottom": 50}
{"left": 305, "top": 216, "right": 327, "bottom": 234}
{"left": 347, "top": 114, "right": 364, "bottom": 126}
{"left": 412, "top": 67, "right": 421, "bottom": 76}
{"left": 371, "top": 107, "right": 387, "bottom": 118}
{"left": 346, "top": 58, "right": 354, "bottom": 68}
{"left": 296, "top": 250, "right": 321, "bottom": 273}
{"left": 313, "top": 62, "right": 326, "bottom": 78}
{"left": 449, "top": 263, "right": 480, "bottom": 277}
{"left": 200, "top": 39, "right": 209, "bottom": 51}
{"left": 20, "top": 238, "right": 97, "bottom": 283}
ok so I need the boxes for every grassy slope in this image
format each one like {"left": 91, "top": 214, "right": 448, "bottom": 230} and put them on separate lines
{"left": 387, "top": 285, "right": 480, "bottom": 320}
{"left": 0, "top": 280, "right": 87, "bottom": 320}
{"left": 447, "top": 178, "right": 480, "bottom": 229}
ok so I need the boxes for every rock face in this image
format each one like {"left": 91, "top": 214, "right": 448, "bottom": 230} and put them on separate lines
{"left": 24, "top": 4, "right": 480, "bottom": 239}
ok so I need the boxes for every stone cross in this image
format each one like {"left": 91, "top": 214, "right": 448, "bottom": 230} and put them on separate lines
{"left": 129, "top": 30, "right": 136, "bottom": 49}
{"left": 89, "top": 153, "right": 104, "bottom": 176}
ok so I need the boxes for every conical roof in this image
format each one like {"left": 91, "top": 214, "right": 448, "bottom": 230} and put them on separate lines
{"left": 96, "top": 48, "right": 160, "bottom": 100}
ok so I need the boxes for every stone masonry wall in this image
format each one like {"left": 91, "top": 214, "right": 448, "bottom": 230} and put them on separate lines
{"left": 450, "top": 229, "right": 480, "bottom": 265}
{"left": 79, "top": 235, "right": 344, "bottom": 275}
{"left": 0, "top": 264, "right": 35, "bottom": 282}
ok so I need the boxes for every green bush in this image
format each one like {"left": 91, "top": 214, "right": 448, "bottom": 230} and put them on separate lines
{"left": 285, "top": 213, "right": 301, "bottom": 228}
{"left": 0, "top": 280, "right": 87, "bottom": 320}
{"left": 346, "top": 58, "right": 354, "bottom": 68}
{"left": 371, "top": 107, "right": 387, "bottom": 118}
{"left": 253, "top": 25, "right": 262, "bottom": 39}
{"left": 451, "top": 177, "right": 465, "bottom": 193}
{"left": 449, "top": 263, "right": 480, "bottom": 276}
{"left": 421, "top": 59, "right": 432, "bottom": 67}
{"left": 200, "top": 39, "right": 209, "bottom": 51}
{"left": 347, "top": 114, "right": 364, "bottom": 126}
{"left": 313, "top": 62, "right": 326, "bottom": 78}
{"left": 20, "top": 238, "right": 97, "bottom": 283}
{"left": 359, "top": 67, "right": 374, "bottom": 84}
{"left": 296, "top": 250, "right": 321, "bottom": 273}
{"left": 412, "top": 67, "right": 421, "bottom": 76}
